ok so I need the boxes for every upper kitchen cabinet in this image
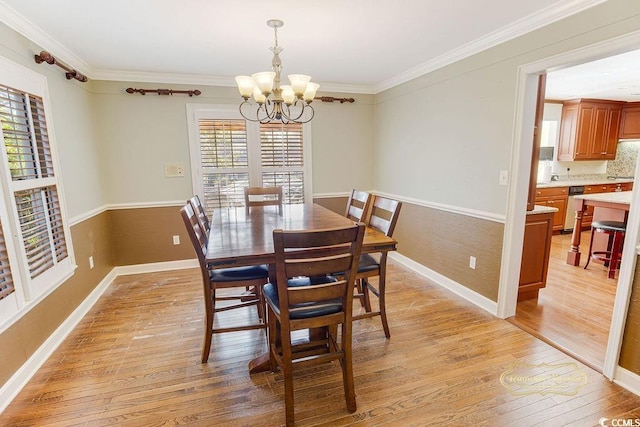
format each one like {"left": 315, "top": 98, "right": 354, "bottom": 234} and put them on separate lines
{"left": 619, "top": 102, "right": 640, "bottom": 139}
{"left": 557, "top": 99, "right": 624, "bottom": 161}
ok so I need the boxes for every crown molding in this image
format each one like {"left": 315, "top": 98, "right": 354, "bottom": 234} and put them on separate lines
{"left": 0, "top": 0, "right": 93, "bottom": 75}
{"left": 1, "top": 0, "right": 605, "bottom": 94}
{"left": 373, "top": 0, "right": 608, "bottom": 93}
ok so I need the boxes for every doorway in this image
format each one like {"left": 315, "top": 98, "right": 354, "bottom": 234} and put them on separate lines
{"left": 498, "top": 31, "right": 640, "bottom": 380}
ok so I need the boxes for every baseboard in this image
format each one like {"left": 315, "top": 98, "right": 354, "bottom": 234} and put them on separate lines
{"left": 614, "top": 366, "right": 640, "bottom": 396}
{"left": 388, "top": 252, "right": 498, "bottom": 316}
{"left": 0, "top": 258, "right": 198, "bottom": 414}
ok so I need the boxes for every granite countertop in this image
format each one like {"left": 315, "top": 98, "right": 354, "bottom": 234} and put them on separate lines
{"left": 528, "top": 205, "right": 559, "bottom": 215}
{"left": 574, "top": 190, "right": 633, "bottom": 204}
{"left": 536, "top": 176, "right": 634, "bottom": 188}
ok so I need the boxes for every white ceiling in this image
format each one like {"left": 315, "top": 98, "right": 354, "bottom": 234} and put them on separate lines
{"left": 0, "top": 0, "right": 608, "bottom": 94}
{"left": 546, "top": 49, "right": 640, "bottom": 102}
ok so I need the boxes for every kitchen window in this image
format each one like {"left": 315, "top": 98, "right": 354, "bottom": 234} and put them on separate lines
{"left": 0, "top": 57, "right": 75, "bottom": 326}
{"left": 186, "top": 105, "right": 312, "bottom": 216}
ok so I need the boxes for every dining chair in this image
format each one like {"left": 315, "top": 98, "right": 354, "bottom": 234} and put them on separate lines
{"left": 353, "top": 195, "right": 402, "bottom": 338}
{"left": 244, "top": 186, "right": 283, "bottom": 213}
{"left": 188, "top": 194, "right": 210, "bottom": 235}
{"left": 264, "top": 223, "right": 365, "bottom": 426}
{"left": 344, "top": 189, "right": 372, "bottom": 222}
{"left": 180, "top": 203, "right": 269, "bottom": 363}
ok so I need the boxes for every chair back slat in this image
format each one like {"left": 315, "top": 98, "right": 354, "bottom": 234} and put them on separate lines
{"left": 244, "top": 186, "right": 283, "bottom": 212}
{"left": 180, "top": 203, "right": 207, "bottom": 256}
{"left": 188, "top": 195, "right": 211, "bottom": 234}
{"left": 367, "top": 196, "right": 402, "bottom": 237}
{"left": 273, "top": 223, "right": 365, "bottom": 318}
{"left": 344, "top": 190, "right": 372, "bottom": 222}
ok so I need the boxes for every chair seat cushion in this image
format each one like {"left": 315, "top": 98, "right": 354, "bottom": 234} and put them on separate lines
{"left": 357, "top": 253, "right": 380, "bottom": 273}
{"left": 209, "top": 264, "right": 269, "bottom": 282}
{"left": 264, "top": 275, "right": 342, "bottom": 319}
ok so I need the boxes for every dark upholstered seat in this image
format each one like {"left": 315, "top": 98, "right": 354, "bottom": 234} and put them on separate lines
{"left": 584, "top": 220, "right": 626, "bottom": 279}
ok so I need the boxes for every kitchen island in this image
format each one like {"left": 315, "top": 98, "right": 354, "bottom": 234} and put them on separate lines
{"left": 566, "top": 191, "right": 632, "bottom": 266}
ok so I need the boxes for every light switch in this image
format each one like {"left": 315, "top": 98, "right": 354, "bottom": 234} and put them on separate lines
{"left": 164, "top": 163, "right": 185, "bottom": 177}
{"left": 499, "top": 170, "right": 509, "bottom": 186}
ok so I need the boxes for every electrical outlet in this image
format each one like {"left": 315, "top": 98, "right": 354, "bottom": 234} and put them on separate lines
{"left": 89, "top": 256, "right": 94, "bottom": 269}
{"left": 172, "top": 235, "right": 180, "bottom": 245}
{"left": 469, "top": 256, "right": 476, "bottom": 269}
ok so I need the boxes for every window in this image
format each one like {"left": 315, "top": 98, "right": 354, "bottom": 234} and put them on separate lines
{"left": 0, "top": 57, "right": 74, "bottom": 326}
{"left": 187, "top": 106, "right": 312, "bottom": 216}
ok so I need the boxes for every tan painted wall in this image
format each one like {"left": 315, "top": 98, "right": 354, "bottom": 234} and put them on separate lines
{"left": 0, "top": 212, "right": 114, "bottom": 386}
{"left": 620, "top": 260, "right": 640, "bottom": 374}
{"left": 109, "top": 207, "right": 195, "bottom": 265}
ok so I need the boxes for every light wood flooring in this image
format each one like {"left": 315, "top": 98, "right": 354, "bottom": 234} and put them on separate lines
{"left": 511, "top": 231, "right": 618, "bottom": 371}
{"left": 2, "top": 262, "right": 640, "bottom": 426}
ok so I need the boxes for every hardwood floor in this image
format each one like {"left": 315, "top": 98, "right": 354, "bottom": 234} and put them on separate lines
{"left": 512, "top": 231, "right": 618, "bottom": 371}
{"left": 2, "top": 262, "right": 639, "bottom": 426}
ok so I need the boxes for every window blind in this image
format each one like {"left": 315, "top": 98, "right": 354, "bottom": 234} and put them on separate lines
{"left": 260, "top": 122, "right": 304, "bottom": 204}
{"left": 199, "top": 119, "right": 249, "bottom": 210}
{"left": 1, "top": 83, "right": 69, "bottom": 282}
{"left": 0, "top": 223, "right": 14, "bottom": 301}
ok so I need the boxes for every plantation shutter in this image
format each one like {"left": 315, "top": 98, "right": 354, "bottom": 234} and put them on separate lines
{"left": 0, "top": 84, "right": 68, "bottom": 281}
{"left": 198, "top": 119, "right": 249, "bottom": 211}
{"left": 260, "top": 122, "right": 304, "bottom": 204}
{"left": 0, "top": 224, "right": 14, "bottom": 300}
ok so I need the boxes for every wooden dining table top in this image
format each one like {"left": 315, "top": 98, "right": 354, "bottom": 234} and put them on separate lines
{"left": 205, "top": 203, "right": 397, "bottom": 268}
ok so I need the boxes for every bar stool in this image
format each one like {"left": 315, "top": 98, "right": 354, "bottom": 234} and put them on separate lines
{"left": 583, "top": 220, "right": 626, "bottom": 279}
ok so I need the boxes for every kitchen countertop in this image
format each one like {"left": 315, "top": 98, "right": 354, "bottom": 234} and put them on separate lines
{"left": 573, "top": 190, "right": 633, "bottom": 204}
{"left": 536, "top": 176, "right": 634, "bottom": 188}
{"left": 528, "top": 205, "right": 559, "bottom": 215}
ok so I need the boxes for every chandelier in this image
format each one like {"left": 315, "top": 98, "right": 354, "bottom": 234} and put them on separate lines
{"left": 235, "top": 19, "right": 319, "bottom": 124}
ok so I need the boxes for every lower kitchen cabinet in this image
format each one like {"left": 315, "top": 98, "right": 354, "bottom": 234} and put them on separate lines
{"left": 519, "top": 209, "right": 554, "bottom": 301}
{"left": 534, "top": 186, "right": 568, "bottom": 232}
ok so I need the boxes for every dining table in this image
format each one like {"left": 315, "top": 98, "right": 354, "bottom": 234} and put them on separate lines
{"left": 205, "top": 202, "right": 398, "bottom": 373}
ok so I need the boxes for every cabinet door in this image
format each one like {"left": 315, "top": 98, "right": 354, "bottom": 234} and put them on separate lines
{"left": 604, "top": 107, "right": 622, "bottom": 159}
{"left": 619, "top": 104, "right": 640, "bottom": 139}
{"left": 574, "top": 104, "right": 594, "bottom": 160}
{"left": 547, "top": 197, "right": 567, "bottom": 231}
{"left": 557, "top": 104, "right": 578, "bottom": 161}
{"left": 589, "top": 104, "right": 610, "bottom": 158}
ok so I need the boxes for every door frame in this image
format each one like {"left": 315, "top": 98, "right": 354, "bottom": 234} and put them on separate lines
{"left": 498, "top": 29, "right": 640, "bottom": 380}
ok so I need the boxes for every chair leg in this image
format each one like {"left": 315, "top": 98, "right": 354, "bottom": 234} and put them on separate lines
{"left": 281, "top": 329, "right": 296, "bottom": 427}
{"left": 340, "top": 322, "right": 357, "bottom": 413}
{"left": 584, "top": 227, "right": 597, "bottom": 270}
{"left": 608, "top": 231, "right": 625, "bottom": 279}
{"left": 360, "top": 278, "right": 372, "bottom": 312}
{"left": 376, "top": 262, "right": 390, "bottom": 339}
{"left": 201, "top": 287, "right": 215, "bottom": 363}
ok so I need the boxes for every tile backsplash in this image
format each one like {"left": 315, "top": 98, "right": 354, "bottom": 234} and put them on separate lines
{"left": 607, "top": 140, "right": 640, "bottom": 177}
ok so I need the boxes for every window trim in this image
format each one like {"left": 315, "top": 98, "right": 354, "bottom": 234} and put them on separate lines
{"left": 186, "top": 104, "right": 313, "bottom": 205}
{"left": 0, "top": 56, "right": 75, "bottom": 331}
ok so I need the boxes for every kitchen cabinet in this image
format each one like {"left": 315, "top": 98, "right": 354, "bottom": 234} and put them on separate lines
{"left": 619, "top": 102, "right": 640, "bottom": 139}
{"left": 534, "top": 186, "right": 568, "bottom": 232}
{"left": 557, "top": 99, "right": 624, "bottom": 161}
{"left": 519, "top": 210, "right": 554, "bottom": 301}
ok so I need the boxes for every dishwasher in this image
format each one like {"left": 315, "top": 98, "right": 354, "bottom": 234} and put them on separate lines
{"left": 563, "top": 185, "right": 585, "bottom": 232}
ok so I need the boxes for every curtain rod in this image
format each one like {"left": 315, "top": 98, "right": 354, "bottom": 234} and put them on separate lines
{"left": 34, "top": 51, "right": 88, "bottom": 82}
